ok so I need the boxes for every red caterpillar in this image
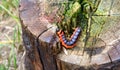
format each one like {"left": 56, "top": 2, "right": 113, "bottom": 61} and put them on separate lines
{"left": 57, "top": 27, "right": 81, "bottom": 49}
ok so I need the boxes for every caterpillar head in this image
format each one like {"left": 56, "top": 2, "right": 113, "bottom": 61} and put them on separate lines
{"left": 56, "top": 28, "right": 60, "bottom": 32}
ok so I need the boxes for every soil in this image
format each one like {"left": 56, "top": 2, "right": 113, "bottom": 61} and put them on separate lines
{"left": 0, "top": 17, "right": 24, "bottom": 70}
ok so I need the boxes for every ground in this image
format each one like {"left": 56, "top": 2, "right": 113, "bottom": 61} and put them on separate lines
{"left": 0, "top": 17, "right": 24, "bottom": 70}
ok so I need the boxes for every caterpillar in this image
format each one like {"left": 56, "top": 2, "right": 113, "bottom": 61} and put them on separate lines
{"left": 57, "top": 27, "right": 81, "bottom": 49}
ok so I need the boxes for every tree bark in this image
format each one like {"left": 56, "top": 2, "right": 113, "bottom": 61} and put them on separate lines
{"left": 19, "top": 0, "right": 120, "bottom": 70}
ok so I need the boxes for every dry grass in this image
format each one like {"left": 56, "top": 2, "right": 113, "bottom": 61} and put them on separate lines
{"left": 0, "top": 0, "right": 23, "bottom": 70}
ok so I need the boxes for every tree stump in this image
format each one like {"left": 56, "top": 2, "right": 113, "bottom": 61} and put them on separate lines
{"left": 19, "top": 0, "right": 120, "bottom": 70}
